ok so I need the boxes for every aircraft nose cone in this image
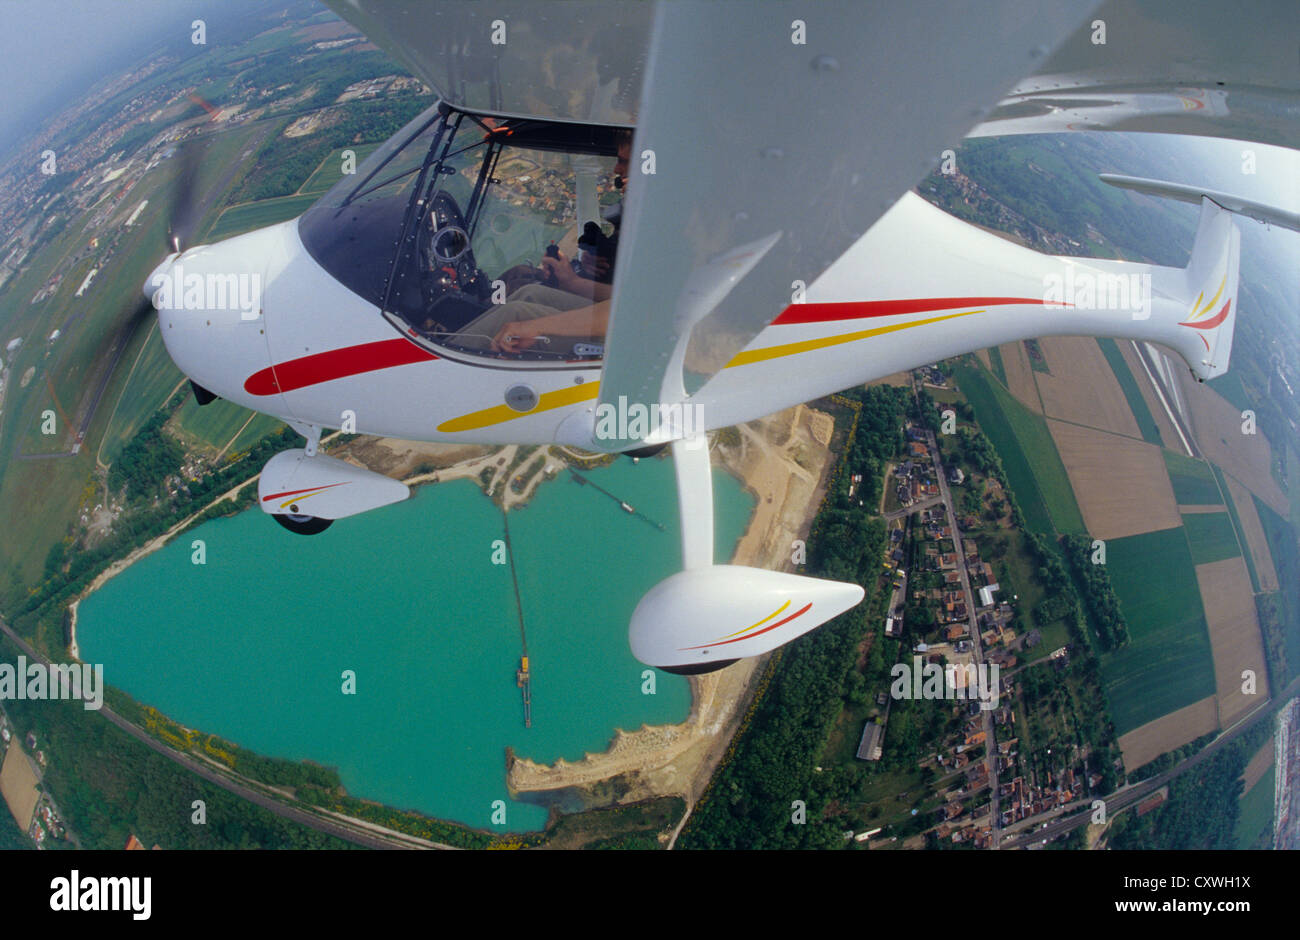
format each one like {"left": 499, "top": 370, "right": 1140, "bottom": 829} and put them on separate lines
{"left": 143, "top": 255, "right": 177, "bottom": 307}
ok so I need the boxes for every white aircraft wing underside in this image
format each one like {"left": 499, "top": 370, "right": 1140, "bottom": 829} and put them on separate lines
{"left": 322, "top": 0, "right": 1300, "bottom": 451}
{"left": 595, "top": 0, "right": 1096, "bottom": 448}
{"left": 973, "top": 0, "right": 1300, "bottom": 150}
{"left": 321, "top": 0, "right": 652, "bottom": 125}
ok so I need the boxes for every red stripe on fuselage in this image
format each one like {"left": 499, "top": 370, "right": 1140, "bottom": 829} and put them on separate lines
{"left": 771, "top": 297, "right": 1059, "bottom": 326}
{"left": 245, "top": 338, "right": 437, "bottom": 396}
{"left": 243, "top": 297, "right": 1057, "bottom": 395}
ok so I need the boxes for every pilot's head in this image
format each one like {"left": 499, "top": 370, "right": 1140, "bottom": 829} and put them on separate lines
{"left": 613, "top": 131, "right": 632, "bottom": 190}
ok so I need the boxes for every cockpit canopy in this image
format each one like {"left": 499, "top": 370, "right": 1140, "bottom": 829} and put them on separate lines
{"left": 299, "top": 102, "right": 626, "bottom": 364}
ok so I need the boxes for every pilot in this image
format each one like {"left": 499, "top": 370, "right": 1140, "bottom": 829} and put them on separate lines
{"left": 461, "top": 131, "right": 632, "bottom": 354}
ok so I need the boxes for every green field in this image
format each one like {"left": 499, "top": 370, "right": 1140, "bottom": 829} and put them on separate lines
{"left": 1182, "top": 511, "right": 1242, "bottom": 566}
{"left": 1235, "top": 763, "right": 1275, "bottom": 849}
{"left": 1100, "top": 526, "right": 1217, "bottom": 735}
{"left": 1210, "top": 465, "right": 1260, "bottom": 592}
{"left": 170, "top": 394, "right": 273, "bottom": 456}
{"left": 1253, "top": 494, "right": 1300, "bottom": 671}
{"left": 225, "top": 413, "right": 286, "bottom": 458}
{"left": 1096, "top": 337, "right": 1163, "bottom": 445}
{"left": 206, "top": 193, "right": 319, "bottom": 242}
{"left": 986, "top": 345, "right": 1007, "bottom": 387}
{"left": 0, "top": 120, "right": 267, "bottom": 600}
{"left": 98, "top": 325, "right": 185, "bottom": 464}
{"left": 952, "top": 362, "right": 1086, "bottom": 538}
{"left": 298, "top": 143, "right": 383, "bottom": 195}
{"left": 1163, "top": 449, "right": 1223, "bottom": 505}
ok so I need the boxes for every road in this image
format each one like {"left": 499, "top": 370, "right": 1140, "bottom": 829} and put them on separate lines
{"left": 0, "top": 618, "right": 453, "bottom": 850}
{"left": 883, "top": 494, "right": 942, "bottom": 521}
{"left": 924, "top": 417, "right": 1002, "bottom": 844}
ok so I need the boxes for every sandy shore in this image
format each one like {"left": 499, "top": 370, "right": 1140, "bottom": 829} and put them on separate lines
{"left": 506, "top": 403, "right": 836, "bottom": 807}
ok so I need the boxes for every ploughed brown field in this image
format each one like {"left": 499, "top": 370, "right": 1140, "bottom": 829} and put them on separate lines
{"left": 1197, "top": 556, "right": 1270, "bottom": 727}
{"left": 1035, "top": 336, "right": 1142, "bottom": 439}
{"left": 1048, "top": 420, "right": 1182, "bottom": 540}
{"left": 1175, "top": 370, "right": 1288, "bottom": 516}
{"left": 1117, "top": 695, "right": 1219, "bottom": 771}
{"left": 999, "top": 340, "right": 1040, "bottom": 412}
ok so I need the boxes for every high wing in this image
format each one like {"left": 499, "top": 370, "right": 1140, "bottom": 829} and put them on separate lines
{"left": 972, "top": 0, "right": 1300, "bottom": 150}
{"left": 325, "top": 0, "right": 1300, "bottom": 451}
{"left": 597, "top": 0, "right": 1097, "bottom": 449}
{"left": 324, "top": 0, "right": 1099, "bottom": 451}
{"left": 320, "top": 0, "right": 653, "bottom": 125}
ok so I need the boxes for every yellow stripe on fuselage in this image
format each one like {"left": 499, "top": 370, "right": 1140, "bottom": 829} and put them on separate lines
{"left": 437, "top": 378, "right": 599, "bottom": 433}
{"left": 438, "top": 309, "right": 982, "bottom": 432}
{"left": 724, "top": 310, "right": 982, "bottom": 368}
{"left": 1191, "top": 274, "right": 1227, "bottom": 321}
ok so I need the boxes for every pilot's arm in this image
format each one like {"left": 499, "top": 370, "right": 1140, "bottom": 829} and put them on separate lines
{"left": 491, "top": 300, "right": 611, "bottom": 354}
{"left": 539, "top": 252, "right": 613, "bottom": 303}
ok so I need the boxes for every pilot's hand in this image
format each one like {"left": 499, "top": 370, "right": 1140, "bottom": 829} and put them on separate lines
{"left": 538, "top": 253, "right": 579, "bottom": 291}
{"left": 578, "top": 250, "right": 611, "bottom": 281}
{"left": 491, "top": 320, "right": 545, "bottom": 354}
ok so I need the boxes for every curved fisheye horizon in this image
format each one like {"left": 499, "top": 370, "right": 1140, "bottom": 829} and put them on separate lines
{"left": 0, "top": 0, "right": 1296, "bottom": 904}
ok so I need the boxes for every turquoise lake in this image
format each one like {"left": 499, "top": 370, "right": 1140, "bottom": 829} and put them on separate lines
{"left": 76, "top": 458, "right": 754, "bottom": 832}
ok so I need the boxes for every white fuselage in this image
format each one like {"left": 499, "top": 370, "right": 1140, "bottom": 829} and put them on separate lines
{"left": 155, "top": 190, "right": 1219, "bottom": 449}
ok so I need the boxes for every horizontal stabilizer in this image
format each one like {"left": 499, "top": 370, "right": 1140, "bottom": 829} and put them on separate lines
{"left": 1100, "top": 174, "right": 1300, "bottom": 234}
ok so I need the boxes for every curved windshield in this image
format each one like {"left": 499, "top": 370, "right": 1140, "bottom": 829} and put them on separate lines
{"left": 300, "top": 102, "right": 628, "bottom": 363}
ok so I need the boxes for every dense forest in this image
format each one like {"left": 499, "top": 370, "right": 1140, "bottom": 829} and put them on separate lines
{"left": 1060, "top": 533, "right": 1131, "bottom": 651}
{"left": 106, "top": 410, "right": 186, "bottom": 500}
{"left": 1109, "top": 723, "right": 1271, "bottom": 849}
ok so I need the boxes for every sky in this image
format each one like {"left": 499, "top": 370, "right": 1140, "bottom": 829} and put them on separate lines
{"left": 0, "top": 0, "right": 281, "bottom": 145}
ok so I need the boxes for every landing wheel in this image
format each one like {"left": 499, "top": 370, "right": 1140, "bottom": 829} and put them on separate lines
{"left": 624, "top": 442, "right": 669, "bottom": 459}
{"left": 272, "top": 512, "right": 333, "bottom": 535}
{"left": 659, "top": 659, "right": 737, "bottom": 676}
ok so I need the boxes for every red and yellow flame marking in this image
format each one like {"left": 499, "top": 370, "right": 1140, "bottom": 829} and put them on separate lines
{"left": 677, "top": 600, "right": 813, "bottom": 651}
{"left": 261, "top": 482, "right": 349, "bottom": 512}
{"left": 1178, "top": 274, "right": 1228, "bottom": 329}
